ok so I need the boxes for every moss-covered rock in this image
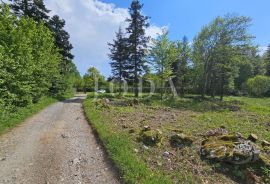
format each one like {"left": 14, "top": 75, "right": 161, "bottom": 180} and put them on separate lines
{"left": 139, "top": 129, "right": 163, "bottom": 146}
{"left": 248, "top": 133, "right": 258, "bottom": 143}
{"left": 259, "top": 154, "right": 270, "bottom": 166}
{"left": 262, "top": 140, "right": 270, "bottom": 148}
{"left": 260, "top": 144, "right": 270, "bottom": 167}
{"left": 170, "top": 133, "right": 194, "bottom": 148}
{"left": 201, "top": 134, "right": 260, "bottom": 165}
{"left": 204, "top": 127, "right": 228, "bottom": 137}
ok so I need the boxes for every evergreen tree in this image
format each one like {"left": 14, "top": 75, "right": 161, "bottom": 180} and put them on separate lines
{"left": 48, "top": 15, "right": 79, "bottom": 94}
{"left": 108, "top": 28, "right": 129, "bottom": 95}
{"left": 48, "top": 15, "right": 74, "bottom": 63}
{"left": 9, "top": 0, "right": 50, "bottom": 23}
{"left": 126, "top": 0, "right": 149, "bottom": 97}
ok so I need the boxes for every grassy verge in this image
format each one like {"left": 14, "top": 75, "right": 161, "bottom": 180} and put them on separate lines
{"left": 83, "top": 98, "right": 172, "bottom": 184}
{"left": 0, "top": 93, "right": 74, "bottom": 136}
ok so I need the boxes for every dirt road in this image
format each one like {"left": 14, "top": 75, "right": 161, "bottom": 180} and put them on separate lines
{"left": 0, "top": 95, "right": 119, "bottom": 184}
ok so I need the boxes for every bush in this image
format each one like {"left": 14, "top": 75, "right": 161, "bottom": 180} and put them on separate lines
{"left": 0, "top": 5, "right": 60, "bottom": 110}
{"left": 247, "top": 75, "right": 270, "bottom": 97}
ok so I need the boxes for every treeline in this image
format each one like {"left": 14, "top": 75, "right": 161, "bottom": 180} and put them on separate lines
{"left": 108, "top": 0, "right": 270, "bottom": 100}
{"left": 0, "top": 1, "right": 80, "bottom": 113}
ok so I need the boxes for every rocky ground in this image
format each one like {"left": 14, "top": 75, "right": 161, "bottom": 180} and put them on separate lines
{"left": 0, "top": 94, "right": 119, "bottom": 184}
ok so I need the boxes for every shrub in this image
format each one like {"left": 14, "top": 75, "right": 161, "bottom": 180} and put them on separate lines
{"left": 247, "top": 75, "right": 270, "bottom": 97}
{"left": 0, "top": 5, "right": 60, "bottom": 109}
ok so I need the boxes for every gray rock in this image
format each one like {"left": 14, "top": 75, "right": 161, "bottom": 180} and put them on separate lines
{"left": 201, "top": 134, "right": 260, "bottom": 165}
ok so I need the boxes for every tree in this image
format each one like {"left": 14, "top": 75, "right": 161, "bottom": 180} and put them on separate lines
{"left": 148, "top": 29, "right": 175, "bottom": 99}
{"left": 48, "top": 15, "right": 74, "bottom": 62}
{"left": 172, "top": 36, "right": 191, "bottom": 96}
{"left": 108, "top": 27, "right": 129, "bottom": 95}
{"left": 83, "top": 67, "right": 106, "bottom": 92}
{"left": 0, "top": 4, "right": 60, "bottom": 109}
{"left": 9, "top": 0, "right": 50, "bottom": 23}
{"left": 193, "top": 15, "right": 255, "bottom": 100}
{"left": 48, "top": 15, "right": 79, "bottom": 95}
{"left": 126, "top": 0, "right": 149, "bottom": 97}
{"left": 265, "top": 45, "right": 270, "bottom": 76}
{"left": 247, "top": 75, "right": 270, "bottom": 97}
{"left": 235, "top": 47, "right": 263, "bottom": 93}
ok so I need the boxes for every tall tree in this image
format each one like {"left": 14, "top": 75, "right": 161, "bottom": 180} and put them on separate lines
{"left": 48, "top": 15, "right": 74, "bottom": 63}
{"left": 126, "top": 0, "right": 149, "bottom": 97}
{"left": 9, "top": 0, "right": 50, "bottom": 23}
{"left": 108, "top": 28, "right": 129, "bottom": 95}
{"left": 193, "top": 15, "right": 254, "bottom": 100}
{"left": 265, "top": 45, "right": 270, "bottom": 76}
{"left": 172, "top": 36, "right": 191, "bottom": 96}
{"left": 148, "top": 29, "right": 175, "bottom": 99}
{"left": 48, "top": 15, "right": 79, "bottom": 94}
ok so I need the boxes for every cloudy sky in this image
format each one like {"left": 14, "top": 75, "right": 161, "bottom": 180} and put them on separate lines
{"left": 44, "top": 0, "right": 164, "bottom": 77}
{"left": 44, "top": 0, "right": 270, "bottom": 77}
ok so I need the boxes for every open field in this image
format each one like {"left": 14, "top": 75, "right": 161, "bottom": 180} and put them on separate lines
{"left": 83, "top": 93, "right": 270, "bottom": 183}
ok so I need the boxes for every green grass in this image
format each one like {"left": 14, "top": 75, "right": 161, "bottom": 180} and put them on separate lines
{"left": 226, "top": 96, "right": 270, "bottom": 114}
{"left": 83, "top": 99, "right": 173, "bottom": 184}
{"left": 84, "top": 93, "right": 270, "bottom": 183}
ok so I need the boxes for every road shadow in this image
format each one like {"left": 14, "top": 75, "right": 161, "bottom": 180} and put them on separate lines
{"left": 62, "top": 94, "right": 87, "bottom": 104}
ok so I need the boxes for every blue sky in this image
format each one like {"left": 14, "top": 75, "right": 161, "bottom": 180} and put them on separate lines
{"left": 45, "top": 0, "right": 270, "bottom": 77}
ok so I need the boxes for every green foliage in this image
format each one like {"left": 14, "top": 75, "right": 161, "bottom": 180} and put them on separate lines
{"left": 83, "top": 67, "right": 107, "bottom": 92}
{"left": 247, "top": 75, "right": 270, "bottom": 97}
{"left": 171, "top": 36, "right": 191, "bottom": 96}
{"left": 47, "top": 15, "right": 80, "bottom": 95}
{"left": 193, "top": 14, "right": 255, "bottom": 100}
{"left": 0, "top": 5, "right": 60, "bottom": 110}
{"left": 265, "top": 45, "right": 270, "bottom": 77}
{"left": 108, "top": 28, "right": 129, "bottom": 94}
{"left": 126, "top": 0, "right": 149, "bottom": 97}
{"left": 9, "top": 0, "right": 50, "bottom": 23}
{"left": 148, "top": 29, "right": 175, "bottom": 99}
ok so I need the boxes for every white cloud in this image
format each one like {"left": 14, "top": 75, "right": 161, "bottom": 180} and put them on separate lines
{"left": 45, "top": 0, "right": 163, "bottom": 77}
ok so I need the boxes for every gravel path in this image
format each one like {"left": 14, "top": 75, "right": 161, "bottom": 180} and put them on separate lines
{"left": 0, "top": 94, "right": 119, "bottom": 184}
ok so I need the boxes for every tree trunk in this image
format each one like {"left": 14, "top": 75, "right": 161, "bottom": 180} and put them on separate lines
{"left": 134, "top": 66, "right": 139, "bottom": 98}
{"left": 202, "top": 72, "right": 208, "bottom": 99}
{"left": 220, "top": 75, "right": 225, "bottom": 101}
{"left": 23, "top": 0, "right": 29, "bottom": 16}
{"left": 119, "top": 68, "right": 122, "bottom": 96}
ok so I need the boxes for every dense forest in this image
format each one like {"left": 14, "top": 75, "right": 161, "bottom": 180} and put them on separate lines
{"left": 108, "top": 0, "right": 270, "bottom": 100}
{"left": 0, "top": 1, "right": 80, "bottom": 116}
